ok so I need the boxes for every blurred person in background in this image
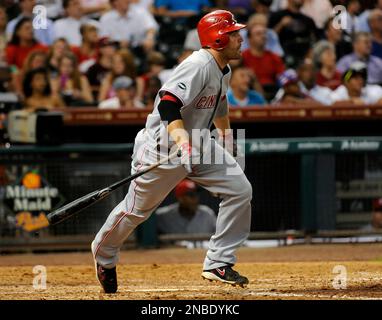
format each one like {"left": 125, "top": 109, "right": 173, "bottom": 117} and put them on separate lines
{"left": 336, "top": 0, "right": 361, "bottom": 37}
{"left": 252, "top": 0, "right": 273, "bottom": 15}
{"left": 0, "top": 6, "right": 7, "bottom": 67}
{"left": 242, "top": 23, "right": 285, "bottom": 100}
{"left": 6, "top": 17, "right": 47, "bottom": 70}
{"left": 240, "top": 13, "right": 284, "bottom": 57}
{"left": 324, "top": 16, "right": 353, "bottom": 61}
{"left": 183, "top": 28, "right": 201, "bottom": 51}
{"left": 51, "top": 51, "right": 94, "bottom": 105}
{"left": 214, "top": 0, "right": 252, "bottom": 17}
{"left": 131, "top": 0, "right": 153, "bottom": 10}
{"left": 99, "top": 0, "right": 158, "bottom": 52}
{"left": 54, "top": 0, "right": 99, "bottom": 46}
{"left": 98, "top": 48, "right": 136, "bottom": 102}
{"left": 337, "top": 32, "right": 382, "bottom": 85}
{"left": 22, "top": 67, "right": 64, "bottom": 111}
{"left": 331, "top": 61, "right": 382, "bottom": 105}
{"left": 313, "top": 40, "right": 342, "bottom": 90}
{"left": 268, "top": 0, "right": 317, "bottom": 67}
{"left": 368, "top": 9, "right": 382, "bottom": 59}
{"left": 13, "top": 49, "right": 48, "bottom": 97}
{"left": 154, "top": 0, "right": 211, "bottom": 19}
{"left": 297, "top": 59, "right": 333, "bottom": 105}
{"left": 36, "top": 0, "right": 64, "bottom": 19}
{"left": 99, "top": 76, "right": 144, "bottom": 109}
{"left": 6, "top": 0, "right": 55, "bottom": 45}
{"left": 143, "top": 75, "right": 161, "bottom": 107}
{"left": 227, "top": 65, "right": 266, "bottom": 107}
{"left": 47, "top": 38, "right": 71, "bottom": 74}
{"left": 361, "top": 197, "right": 382, "bottom": 232}
{"left": 86, "top": 37, "right": 117, "bottom": 87}
{"left": 136, "top": 51, "right": 166, "bottom": 103}
{"left": 312, "top": 40, "right": 342, "bottom": 90}
{"left": 300, "top": 0, "right": 332, "bottom": 30}
{"left": 71, "top": 23, "right": 99, "bottom": 72}
{"left": 80, "top": 0, "right": 111, "bottom": 17}
{"left": 272, "top": 68, "right": 315, "bottom": 105}
{"left": 155, "top": 179, "right": 216, "bottom": 235}
{"left": 159, "top": 49, "right": 193, "bottom": 83}
{"left": 356, "top": 0, "right": 382, "bottom": 33}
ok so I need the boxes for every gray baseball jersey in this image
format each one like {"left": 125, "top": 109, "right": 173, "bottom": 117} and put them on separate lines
{"left": 145, "top": 49, "right": 230, "bottom": 153}
{"left": 92, "top": 48, "right": 252, "bottom": 271}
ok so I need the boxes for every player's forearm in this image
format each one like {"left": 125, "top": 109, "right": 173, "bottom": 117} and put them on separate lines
{"left": 167, "top": 119, "right": 189, "bottom": 146}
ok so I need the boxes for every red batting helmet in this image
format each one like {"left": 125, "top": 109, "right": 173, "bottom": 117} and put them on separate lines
{"left": 175, "top": 180, "right": 197, "bottom": 198}
{"left": 197, "top": 10, "right": 246, "bottom": 50}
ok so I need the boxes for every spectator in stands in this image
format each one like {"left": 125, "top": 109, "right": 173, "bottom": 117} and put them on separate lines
{"left": 14, "top": 49, "right": 48, "bottom": 96}
{"left": 331, "top": 61, "right": 382, "bottom": 105}
{"left": 53, "top": 0, "right": 99, "bottom": 46}
{"left": 252, "top": 0, "right": 272, "bottom": 15}
{"left": 71, "top": 23, "right": 99, "bottom": 73}
{"left": 272, "top": 68, "right": 315, "bottom": 105}
{"left": 86, "top": 37, "right": 117, "bottom": 87}
{"left": 240, "top": 13, "right": 284, "bottom": 57}
{"left": 337, "top": 32, "right": 382, "bottom": 85}
{"left": 132, "top": 0, "right": 153, "bottom": 10}
{"left": 0, "top": 6, "right": 7, "bottom": 67}
{"left": 268, "top": 0, "right": 317, "bottom": 67}
{"left": 337, "top": 0, "right": 361, "bottom": 36}
{"left": 368, "top": 9, "right": 382, "bottom": 60}
{"left": 297, "top": 59, "right": 333, "bottom": 105}
{"left": 214, "top": 0, "right": 252, "bottom": 17}
{"left": 99, "top": 0, "right": 158, "bottom": 52}
{"left": 81, "top": 0, "right": 111, "bottom": 17}
{"left": 99, "top": 76, "right": 144, "bottom": 109}
{"left": 6, "top": 0, "right": 55, "bottom": 45}
{"left": 361, "top": 197, "right": 382, "bottom": 232}
{"left": 51, "top": 52, "right": 94, "bottom": 105}
{"left": 159, "top": 49, "right": 193, "bottom": 84}
{"left": 155, "top": 179, "right": 216, "bottom": 235}
{"left": 47, "top": 38, "right": 71, "bottom": 75}
{"left": 356, "top": 0, "right": 382, "bottom": 33}
{"left": 183, "top": 28, "right": 201, "bottom": 51}
{"left": 324, "top": 16, "right": 353, "bottom": 61}
{"left": 136, "top": 51, "right": 166, "bottom": 103}
{"left": 98, "top": 48, "right": 136, "bottom": 102}
{"left": 22, "top": 67, "right": 64, "bottom": 111}
{"left": 242, "top": 23, "right": 285, "bottom": 99}
{"left": 6, "top": 17, "right": 47, "bottom": 70}
{"left": 227, "top": 65, "right": 266, "bottom": 107}
{"left": 154, "top": 0, "right": 211, "bottom": 19}
{"left": 143, "top": 75, "right": 161, "bottom": 106}
{"left": 313, "top": 40, "right": 342, "bottom": 90}
{"left": 36, "top": 0, "right": 64, "bottom": 19}
{"left": 300, "top": 0, "right": 333, "bottom": 30}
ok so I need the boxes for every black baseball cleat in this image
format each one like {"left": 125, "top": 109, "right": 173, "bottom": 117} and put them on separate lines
{"left": 95, "top": 263, "right": 118, "bottom": 294}
{"left": 201, "top": 266, "right": 249, "bottom": 287}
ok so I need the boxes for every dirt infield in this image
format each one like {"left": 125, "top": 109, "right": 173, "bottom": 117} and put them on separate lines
{"left": 1, "top": 244, "right": 382, "bottom": 300}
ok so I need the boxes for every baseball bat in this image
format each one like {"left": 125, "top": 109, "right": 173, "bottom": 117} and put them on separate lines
{"left": 47, "top": 150, "right": 179, "bottom": 226}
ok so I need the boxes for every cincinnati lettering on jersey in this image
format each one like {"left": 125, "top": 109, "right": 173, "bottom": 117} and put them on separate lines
{"left": 195, "top": 94, "right": 225, "bottom": 109}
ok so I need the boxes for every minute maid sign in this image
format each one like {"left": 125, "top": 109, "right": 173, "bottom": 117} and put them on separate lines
{"left": 4, "top": 171, "right": 64, "bottom": 232}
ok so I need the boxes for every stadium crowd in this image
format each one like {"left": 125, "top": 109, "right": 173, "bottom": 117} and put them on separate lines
{"left": 1, "top": 0, "right": 382, "bottom": 111}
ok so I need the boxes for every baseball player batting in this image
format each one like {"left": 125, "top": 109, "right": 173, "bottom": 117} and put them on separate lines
{"left": 91, "top": 10, "right": 252, "bottom": 293}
